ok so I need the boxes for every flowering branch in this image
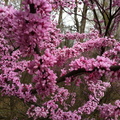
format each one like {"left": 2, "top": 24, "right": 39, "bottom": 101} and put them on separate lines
{"left": 57, "top": 65, "right": 120, "bottom": 83}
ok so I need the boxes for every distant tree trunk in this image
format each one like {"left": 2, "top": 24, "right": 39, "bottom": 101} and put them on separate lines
{"left": 80, "top": 4, "right": 88, "bottom": 34}
{"left": 20, "top": 0, "right": 23, "bottom": 8}
{"left": 115, "top": 23, "right": 120, "bottom": 40}
{"left": 4, "top": 0, "right": 9, "bottom": 5}
{"left": 90, "top": 0, "right": 102, "bottom": 35}
{"left": 58, "top": 7, "right": 65, "bottom": 47}
{"left": 57, "top": 7, "right": 63, "bottom": 32}
{"left": 74, "top": 0, "right": 80, "bottom": 32}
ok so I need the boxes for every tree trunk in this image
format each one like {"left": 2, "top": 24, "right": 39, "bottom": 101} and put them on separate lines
{"left": 4, "top": 0, "right": 9, "bottom": 5}
{"left": 80, "top": 4, "right": 88, "bottom": 34}
{"left": 57, "top": 7, "right": 63, "bottom": 32}
{"left": 74, "top": 0, "right": 80, "bottom": 32}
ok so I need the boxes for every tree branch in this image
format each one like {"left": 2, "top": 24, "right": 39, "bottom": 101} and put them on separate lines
{"left": 34, "top": 44, "right": 41, "bottom": 55}
{"left": 57, "top": 65, "right": 120, "bottom": 83}
{"left": 1, "top": 65, "right": 119, "bottom": 95}
{"left": 112, "top": 7, "right": 120, "bottom": 18}
{"left": 89, "top": 0, "right": 102, "bottom": 35}
{"left": 29, "top": 4, "right": 36, "bottom": 13}
{"left": 80, "top": 3, "right": 88, "bottom": 34}
{"left": 109, "top": 0, "right": 112, "bottom": 17}
{"left": 94, "top": 0, "right": 109, "bottom": 19}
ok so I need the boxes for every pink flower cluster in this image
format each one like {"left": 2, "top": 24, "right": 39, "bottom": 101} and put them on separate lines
{"left": 63, "top": 30, "right": 99, "bottom": 41}
{"left": 27, "top": 105, "right": 48, "bottom": 119}
{"left": 0, "top": 0, "right": 120, "bottom": 120}
{"left": 27, "top": 54, "right": 57, "bottom": 98}
{"left": 103, "top": 42, "right": 120, "bottom": 62}
{"left": 88, "top": 80, "right": 111, "bottom": 99}
{"left": 77, "top": 80, "right": 111, "bottom": 115}
{"left": 98, "top": 100, "right": 120, "bottom": 119}
{"left": 0, "top": 52, "right": 37, "bottom": 102}
{"left": 27, "top": 87, "right": 81, "bottom": 120}
{"left": 27, "top": 80, "right": 112, "bottom": 119}
{"left": 73, "top": 36, "right": 116, "bottom": 53}
{"left": 70, "top": 56, "right": 116, "bottom": 71}
{"left": 49, "top": 0, "right": 75, "bottom": 9}
{"left": 113, "top": 0, "right": 120, "bottom": 7}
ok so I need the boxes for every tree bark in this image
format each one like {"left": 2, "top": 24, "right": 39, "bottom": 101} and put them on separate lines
{"left": 80, "top": 3, "right": 88, "bottom": 34}
{"left": 57, "top": 7, "right": 63, "bottom": 32}
{"left": 4, "top": 0, "right": 8, "bottom": 5}
{"left": 74, "top": 0, "right": 80, "bottom": 32}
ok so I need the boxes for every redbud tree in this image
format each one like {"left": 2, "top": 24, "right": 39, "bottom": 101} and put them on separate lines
{"left": 0, "top": 0, "right": 120, "bottom": 120}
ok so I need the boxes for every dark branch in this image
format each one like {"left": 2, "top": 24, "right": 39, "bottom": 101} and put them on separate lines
{"left": 62, "top": 7, "right": 94, "bottom": 22}
{"left": 109, "top": 0, "right": 112, "bottom": 17}
{"left": 112, "top": 7, "right": 120, "bottom": 17}
{"left": 94, "top": 0, "right": 109, "bottom": 19}
{"left": 110, "top": 65, "right": 120, "bottom": 71}
{"left": 29, "top": 4, "right": 36, "bottom": 13}
{"left": 104, "top": 16, "right": 113, "bottom": 36}
{"left": 1, "top": 66, "right": 120, "bottom": 95}
{"left": 89, "top": 0, "right": 102, "bottom": 35}
{"left": 34, "top": 44, "right": 41, "bottom": 55}
{"left": 57, "top": 65, "right": 120, "bottom": 83}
